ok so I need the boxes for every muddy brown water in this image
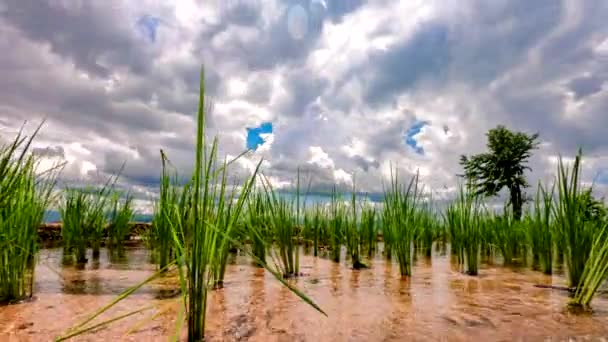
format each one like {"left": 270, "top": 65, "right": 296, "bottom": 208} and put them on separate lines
{"left": 1, "top": 246, "right": 607, "bottom": 341}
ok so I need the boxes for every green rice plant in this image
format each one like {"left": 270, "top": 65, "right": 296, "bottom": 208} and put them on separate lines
{"left": 245, "top": 191, "right": 269, "bottom": 266}
{"left": 262, "top": 183, "right": 299, "bottom": 277}
{"left": 446, "top": 184, "right": 482, "bottom": 275}
{"left": 488, "top": 208, "right": 524, "bottom": 265}
{"left": 58, "top": 68, "right": 325, "bottom": 341}
{"left": 261, "top": 169, "right": 310, "bottom": 277}
{"left": 167, "top": 73, "right": 265, "bottom": 339}
{"left": 553, "top": 151, "right": 601, "bottom": 288}
{"left": 303, "top": 203, "right": 325, "bottom": 257}
{"left": 211, "top": 163, "right": 244, "bottom": 288}
{"left": 382, "top": 169, "right": 421, "bottom": 277}
{"left": 344, "top": 183, "right": 366, "bottom": 269}
{"left": 107, "top": 192, "right": 134, "bottom": 249}
{"left": 417, "top": 199, "right": 437, "bottom": 258}
{"left": 60, "top": 180, "right": 114, "bottom": 263}
{"left": 328, "top": 187, "right": 346, "bottom": 263}
{"left": 0, "top": 124, "right": 59, "bottom": 303}
{"left": 527, "top": 183, "right": 554, "bottom": 274}
{"left": 572, "top": 221, "right": 608, "bottom": 308}
{"left": 150, "top": 150, "right": 182, "bottom": 271}
{"left": 360, "top": 203, "right": 377, "bottom": 258}
{"left": 380, "top": 208, "right": 394, "bottom": 260}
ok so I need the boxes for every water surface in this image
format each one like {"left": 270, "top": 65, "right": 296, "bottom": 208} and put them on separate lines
{"left": 1, "top": 246, "right": 607, "bottom": 341}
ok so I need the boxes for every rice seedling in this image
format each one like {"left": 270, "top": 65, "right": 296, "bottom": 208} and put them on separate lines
{"left": 245, "top": 191, "right": 269, "bottom": 266}
{"left": 211, "top": 164, "right": 244, "bottom": 288}
{"left": 527, "top": 183, "right": 554, "bottom": 274}
{"left": 302, "top": 203, "right": 327, "bottom": 257}
{"left": 553, "top": 151, "right": 601, "bottom": 289}
{"left": 107, "top": 192, "right": 134, "bottom": 249}
{"left": 328, "top": 187, "right": 346, "bottom": 263}
{"left": 446, "top": 184, "right": 482, "bottom": 275}
{"left": 360, "top": 203, "right": 377, "bottom": 258}
{"left": 60, "top": 179, "right": 114, "bottom": 263}
{"left": 382, "top": 169, "right": 421, "bottom": 277}
{"left": 150, "top": 150, "right": 182, "bottom": 271}
{"left": 488, "top": 208, "right": 524, "bottom": 265}
{"left": 417, "top": 199, "right": 437, "bottom": 258}
{"left": 0, "top": 124, "right": 58, "bottom": 303}
{"left": 56, "top": 73, "right": 325, "bottom": 341}
{"left": 262, "top": 181, "right": 299, "bottom": 277}
{"left": 572, "top": 221, "right": 608, "bottom": 308}
{"left": 344, "top": 184, "right": 366, "bottom": 269}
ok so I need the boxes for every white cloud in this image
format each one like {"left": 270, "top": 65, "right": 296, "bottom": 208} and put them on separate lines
{"left": 1, "top": 0, "right": 608, "bottom": 204}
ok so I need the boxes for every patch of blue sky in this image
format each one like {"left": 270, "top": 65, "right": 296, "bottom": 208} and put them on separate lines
{"left": 595, "top": 168, "right": 608, "bottom": 185}
{"left": 246, "top": 122, "right": 273, "bottom": 150}
{"left": 405, "top": 120, "right": 428, "bottom": 155}
{"left": 137, "top": 15, "right": 162, "bottom": 43}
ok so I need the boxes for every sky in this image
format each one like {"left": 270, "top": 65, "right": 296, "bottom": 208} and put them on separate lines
{"left": 1, "top": 0, "right": 608, "bottom": 212}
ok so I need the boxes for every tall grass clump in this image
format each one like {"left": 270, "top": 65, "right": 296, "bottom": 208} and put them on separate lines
{"left": 245, "top": 191, "right": 269, "bottom": 266}
{"left": 553, "top": 151, "right": 608, "bottom": 309}
{"left": 344, "top": 184, "right": 366, "bottom": 269}
{"left": 446, "top": 184, "right": 482, "bottom": 275}
{"left": 360, "top": 203, "right": 377, "bottom": 258}
{"left": 168, "top": 72, "right": 263, "bottom": 340}
{"left": 572, "top": 222, "right": 608, "bottom": 308}
{"left": 553, "top": 152, "right": 600, "bottom": 289}
{"left": 328, "top": 187, "right": 346, "bottom": 263}
{"left": 0, "top": 125, "right": 58, "bottom": 303}
{"left": 211, "top": 163, "right": 244, "bottom": 288}
{"left": 107, "top": 192, "right": 134, "bottom": 249}
{"left": 60, "top": 181, "right": 113, "bottom": 263}
{"left": 149, "top": 151, "right": 182, "bottom": 271}
{"left": 58, "top": 69, "right": 322, "bottom": 341}
{"left": 303, "top": 203, "right": 326, "bottom": 257}
{"left": 417, "top": 199, "right": 437, "bottom": 258}
{"left": 527, "top": 183, "right": 554, "bottom": 274}
{"left": 382, "top": 169, "right": 421, "bottom": 277}
{"left": 488, "top": 208, "right": 524, "bottom": 265}
{"left": 262, "top": 179, "right": 299, "bottom": 277}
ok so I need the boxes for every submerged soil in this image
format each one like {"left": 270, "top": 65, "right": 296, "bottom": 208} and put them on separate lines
{"left": 1, "top": 246, "right": 607, "bottom": 341}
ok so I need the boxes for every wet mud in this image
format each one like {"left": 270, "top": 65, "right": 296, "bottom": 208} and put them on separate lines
{"left": 1, "top": 246, "right": 607, "bottom": 341}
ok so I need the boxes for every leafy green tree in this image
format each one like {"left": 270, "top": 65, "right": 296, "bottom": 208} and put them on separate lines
{"left": 460, "top": 125, "right": 539, "bottom": 221}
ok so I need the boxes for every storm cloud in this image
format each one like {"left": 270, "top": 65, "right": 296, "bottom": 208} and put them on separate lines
{"left": 2, "top": 0, "right": 608, "bottom": 211}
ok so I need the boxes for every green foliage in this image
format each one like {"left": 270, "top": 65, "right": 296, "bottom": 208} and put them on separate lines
{"left": 344, "top": 183, "right": 366, "bottom": 269}
{"left": 572, "top": 222, "right": 608, "bottom": 308}
{"left": 261, "top": 176, "right": 301, "bottom": 278}
{"left": 488, "top": 208, "right": 525, "bottom": 265}
{"left": 60, "top": 69, "right": 325, "bottom": 341}
{"left": 460, "top": 125, "right": 539, "bottom": 220}
{"left": 107, "top": 192, "right": 134, "bottom": 248}
{"left": 0, "top": 124, "right": 58, "bottom": 303}
{"left": 360, "top": 204, "right": 377, "bottom": 258}
{"left": 527, "top": 183, "right": 554, "bottom": 274}
{"left": 553, "top": 151, "right": 605, "bottom": 290}
{"left": 329, "top": 187, "right": 346, "bottom": 263}
{"left": 446, "top": 184, "right": 483, "bottom": 275}
{"left": 60, "top": 178, "right": 115, "bottom": 263}
{"left": 245, "top": 191, "right": 269, "bottom": 266}
{"left": 382, "top": 169, "right": 421, "bottom": 277}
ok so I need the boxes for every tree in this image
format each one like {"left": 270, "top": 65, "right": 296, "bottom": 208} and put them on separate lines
{"left": 460, "top": 125, "right": 539, "bottom": 221}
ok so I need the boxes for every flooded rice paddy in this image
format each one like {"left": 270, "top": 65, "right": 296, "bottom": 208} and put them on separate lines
{"left": 1, "top": 246, "right": 607, "bottom": 341}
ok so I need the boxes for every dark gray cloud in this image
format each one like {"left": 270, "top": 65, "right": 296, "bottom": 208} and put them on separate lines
{"left": 569, "top": 76, "right": 604, "bottom": 100}
{"left": 362, "top": 22, "right": 451, "bottom": 105}
{"left": 1, "top": 0, "right": 608, "bottom": 211}
{"left": 32, "top": 145, "right": 65, "bottom": 158}
{"left": 2, "top": 0, "right": 155, "bottom": 77}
